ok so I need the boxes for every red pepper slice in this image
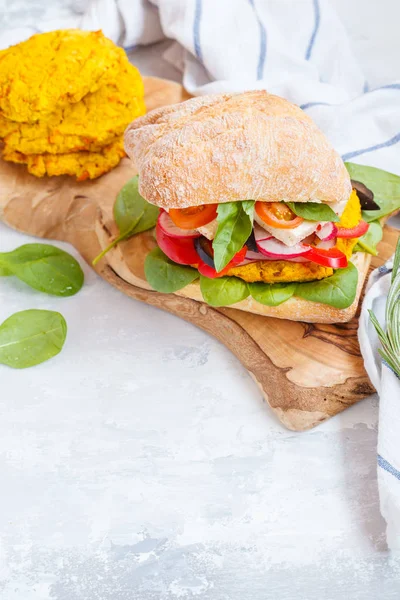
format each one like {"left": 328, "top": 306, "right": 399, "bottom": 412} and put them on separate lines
{"left": 336, "top": 220, "right": 369, "bottom": 239}
{"left": 198, "top": 246, "right": 248, "bottom": 278}
{"left": 156, "top": 222, "right": 199, "bottom": 265}
{"left": 303, "top": 246, "right": 348, "bottom": 269}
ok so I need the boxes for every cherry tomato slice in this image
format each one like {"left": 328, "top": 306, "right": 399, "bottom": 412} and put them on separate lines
{"left": 303, "top": 246, "right": 348, "bottom": 269}
{"left": 255, "top": 202, "right": 304, "bottom": 229}
{"left": 197, "top": 246, "right": 248, "bottom": 278}
{"left": 169, "top": 204, "right": 218, "bottom": 229}
{"left": 336, "top": 220, "right": 369, "bottom": 239}
{"left": 156, "top": 222, "right": 199, "bottom": 265}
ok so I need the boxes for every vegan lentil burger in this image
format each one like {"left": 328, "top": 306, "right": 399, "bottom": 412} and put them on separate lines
{"left": 124, "top": 91, "right": 374, "bottom": 323}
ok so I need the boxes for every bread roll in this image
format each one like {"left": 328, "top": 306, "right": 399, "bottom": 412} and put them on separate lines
{"left": 124, "top": 90, "right": 351, "bottom": 209}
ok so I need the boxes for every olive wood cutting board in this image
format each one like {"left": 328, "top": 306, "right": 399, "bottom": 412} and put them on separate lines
{"left": 0, "top": 76, "right": 398, "bottom": 431}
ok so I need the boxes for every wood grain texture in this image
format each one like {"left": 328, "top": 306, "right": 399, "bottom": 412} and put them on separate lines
{"left": 0, "top": 76, "right": 397, "bottom": 431}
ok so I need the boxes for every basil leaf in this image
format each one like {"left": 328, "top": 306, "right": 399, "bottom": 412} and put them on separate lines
{"left": 354, "top": 221, "right": 383, "bottom": 256}
{"left": 0, "top": 244, "right": 84, "bottom": 296}
{"left": 295, "top": 262, "right": 358, "bottom": 309}
{"left": 248, "top": 282, "right": 296, "bottom": 306}
{"left": 287, "top": 202, "right": 339, "bottom": 222}
{"left": 93, "top": 176, "right": 159, "bottom": 265}
{"left": 144, "top": 248, "right": 198, "bottom": 293}
{"left": 0, "top": 309, "right": 67, "bottom": 369}
{"left": 0, "top": 266, "right": 11, "bottom": 276}
{"left": 212, "top": 201, "right": 254, "bottom": 272}
{"left": 200, "top": 275, "right": 249, "bottom": 306}
{"left": 345, "top": 162, "right": 400, "bottom": 222}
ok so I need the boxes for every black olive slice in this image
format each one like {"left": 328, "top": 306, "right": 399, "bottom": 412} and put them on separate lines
{"left": 194, "top": 237, "right": 215, "bottom": 267}
{"left": 351, "top": 179, "right": 380, "bottom": 210}
{"left": 246, "top": 230, "right": 258, "bottom": 252}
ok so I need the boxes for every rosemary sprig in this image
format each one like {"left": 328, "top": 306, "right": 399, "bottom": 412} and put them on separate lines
{"left": 369, "top": 238, "right": 400, "bottom": 378}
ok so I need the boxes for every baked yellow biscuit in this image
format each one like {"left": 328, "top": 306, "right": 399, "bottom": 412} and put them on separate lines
{"left": 227, "top": 190, "right": 361, "bottom": 283}
{"left": 0, "top": 29, "right": 126, "bottom": 123}
{"left": 0, "top": 62, "right": 145, "bottom": 154}
{"left": 3, "top": 138, "right": 126, "bottom": 180}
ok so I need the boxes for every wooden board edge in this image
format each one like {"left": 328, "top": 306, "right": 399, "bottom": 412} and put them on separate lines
{"left": 99, "top": 263, "right": 375, "bottom": 431}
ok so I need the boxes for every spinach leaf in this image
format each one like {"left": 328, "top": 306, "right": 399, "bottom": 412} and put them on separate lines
{"left": 0, "top": 244, "right": 84, "bottom": 296}
{"left": 287, "top": 202, "right": 339, "bottom": 222}
{"left": 114, "top": 175, "right": 159, "bottom": 236}
{"left": 144, "top": 248, "right": 198, "bottom": 293}
{"left": 345, "top": 162, "right": 400, "bottom": 222}
{"left": 354, "top": 221, "right": 383, "bottom": 256}
{"left": 248, "top": 282, "right": 296, "bottom": 306}
{"left": 93, "top": 176, "right": 159, "bottom": 265}
{"left": 0, "top": 309, "right": 67, "bottom": 369}
{"left": 295, "top": 262, "right": 358, "bottom": 309}
{"left": 200, "top": 275, "right": 249, "bottom": 306}
{"left": 212, "top": 201, "right": 254, "bottom": 272}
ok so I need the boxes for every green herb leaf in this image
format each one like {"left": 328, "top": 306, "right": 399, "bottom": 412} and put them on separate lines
{"left": 248, "top": 282, "right": 296, "bottom": 306}
{"left": 0, "top": 309, "right": 67, "bottom": 369}
{"left": 144, "top": 248, "right": 198, "bottom": 293}
{"left": 212, "top": 201, "right": 254, "bottom": 272}
{"left": 295, "top": 262, "right": 358, "bottom": 309}
{"left": 93, "top": 176, "right": 159, "bottom": 265}
{"left": 287, "top": 202, "right": 340, "bottom": 222}
{"left": 345, "top": 162, "right": 400, "bottom": 222}
{"left": 0, "top": 244, "right": 84, "bottom": 296}
{"left": 200, "top": 275, "right": 249, "bottom": 306}
{"left": 0, "top": 266, "right": 11, "bottom": 276}
{"left": 354, "top": 221, "right": 383, "bottom": 256}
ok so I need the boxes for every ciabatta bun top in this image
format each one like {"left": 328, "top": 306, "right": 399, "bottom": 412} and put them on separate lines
{"left": 124, "top": 90, "right": 351, "bottom": 209}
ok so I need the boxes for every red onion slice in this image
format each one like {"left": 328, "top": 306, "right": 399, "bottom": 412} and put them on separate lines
{"left": 158, "top": 211, "right": 200, "bottom": 239}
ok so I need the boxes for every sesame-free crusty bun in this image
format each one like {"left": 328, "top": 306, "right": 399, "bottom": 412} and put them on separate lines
{"left": 124, "top": 90, "right": 351, "bottom": 209}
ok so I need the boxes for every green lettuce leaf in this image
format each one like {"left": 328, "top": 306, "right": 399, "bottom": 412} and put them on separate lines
{"left": 212, "top": 201, "right": 254, "bottom": 272}
{"left": 294, "top": 262, "right": 358, "bottom": 309}
{"left": 345, "top": 162, "right": 400, "bottom": 222}
{"left": 287, "top": 202, "right": 339, "bottom": 222}
{"left": 144, "top": 248, "right": 198, "bottom": 293}
{"left": 200, "top": 275, "right": 249, "bottom": 306}
{"left": 248, "top": 282, "right": 296, "bottom": 306}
